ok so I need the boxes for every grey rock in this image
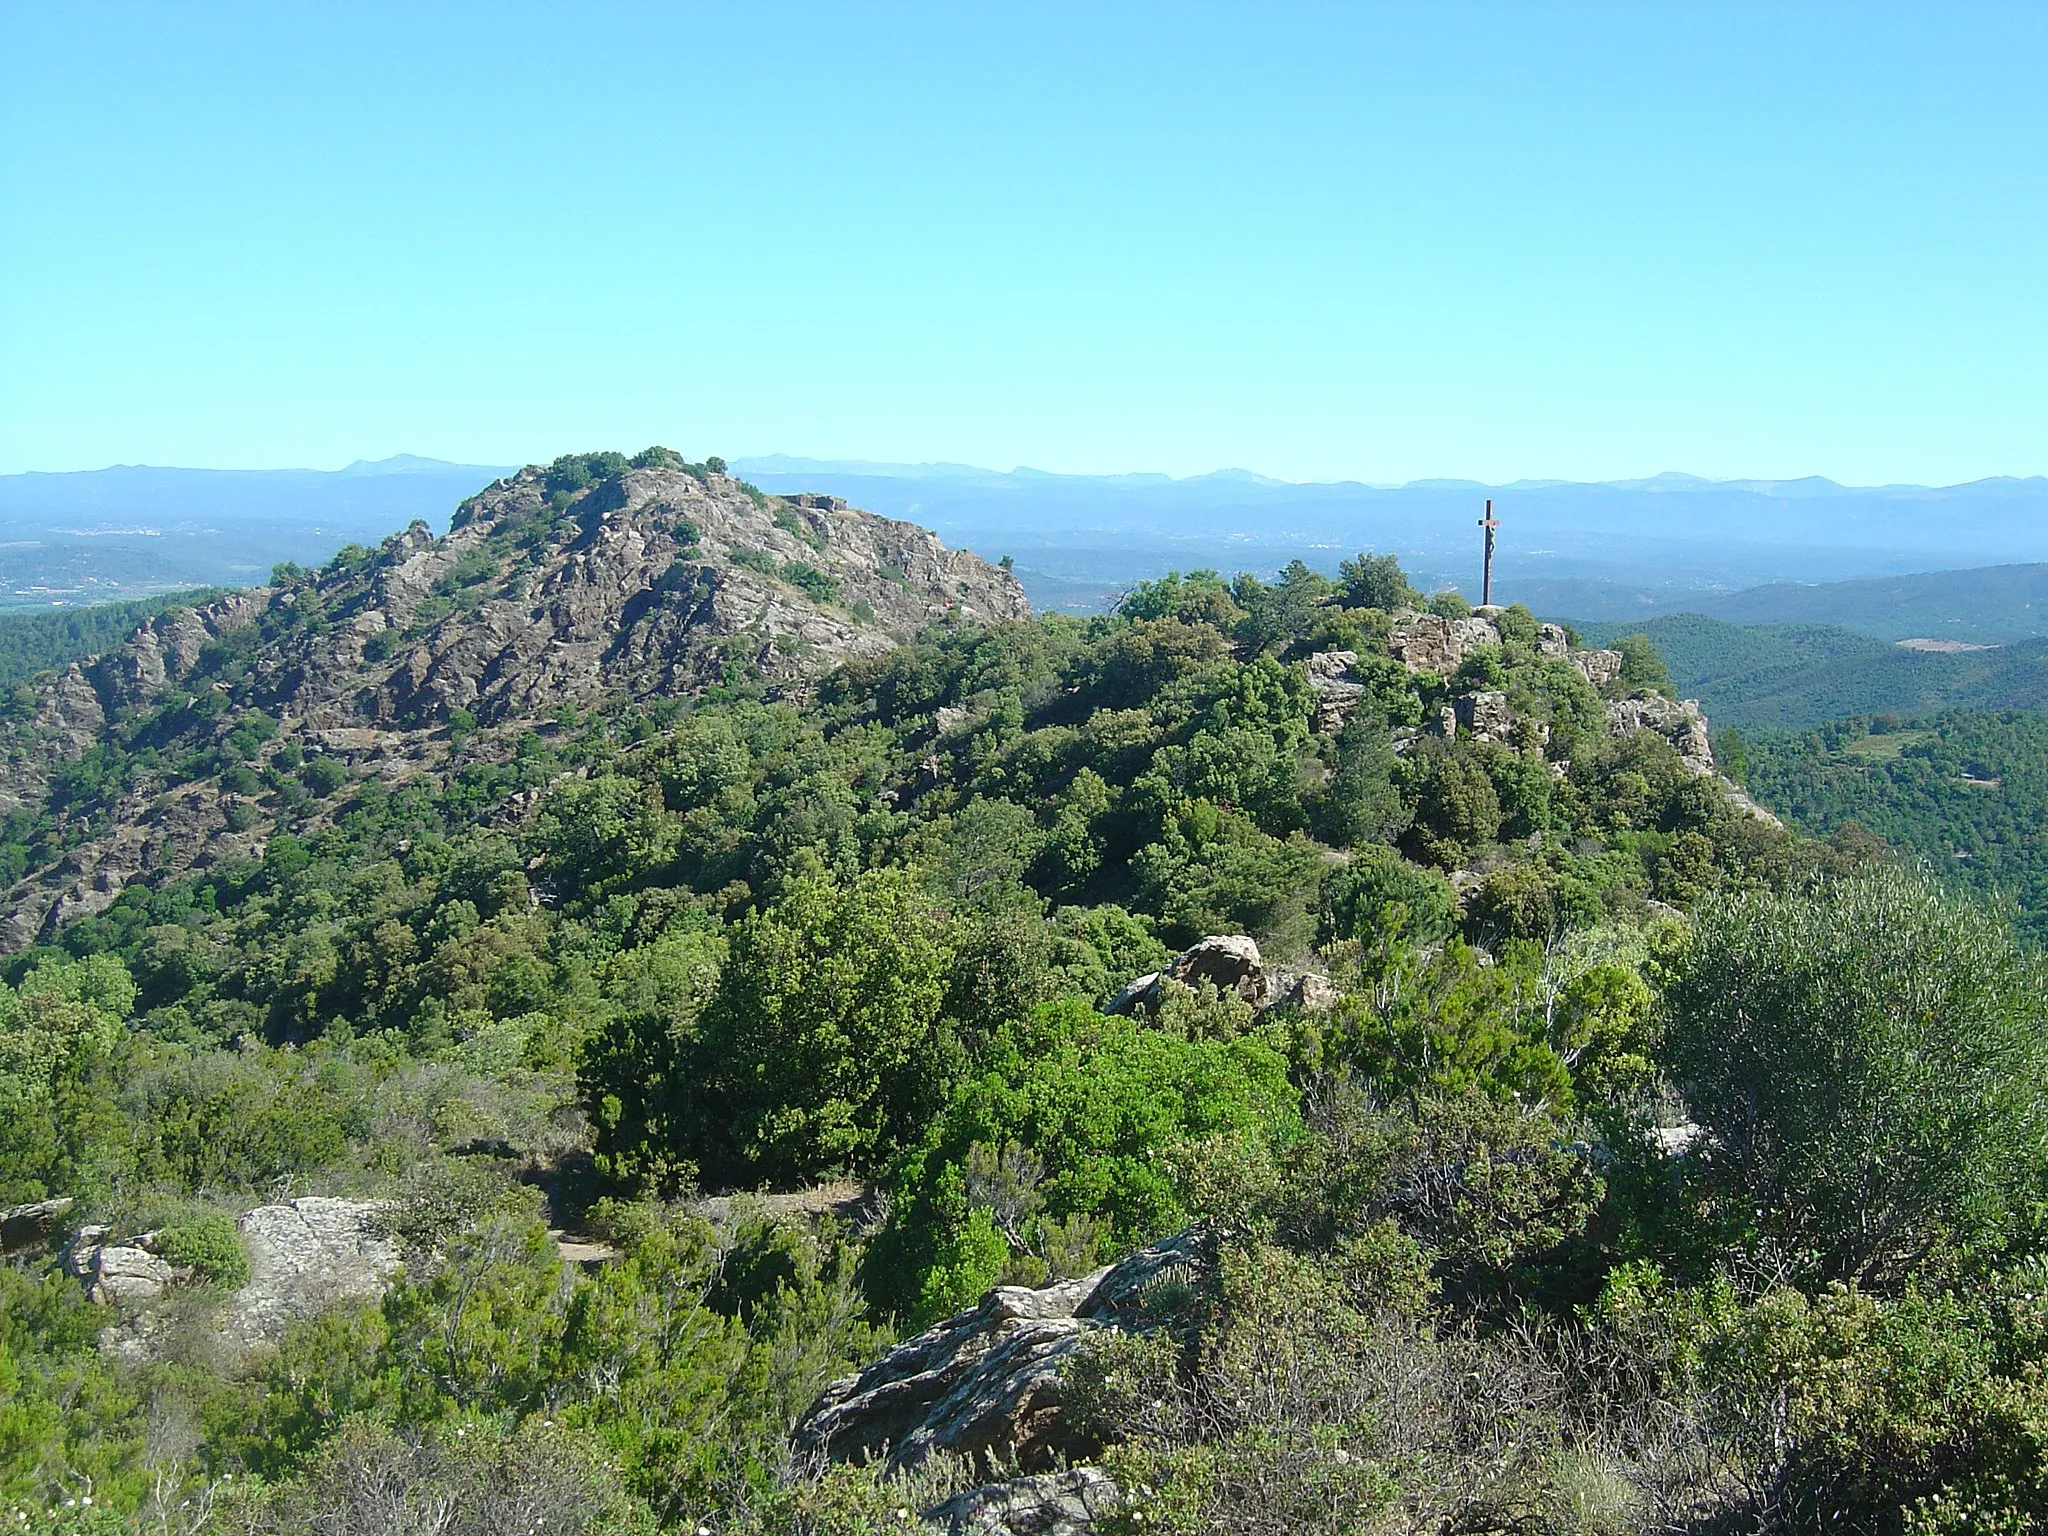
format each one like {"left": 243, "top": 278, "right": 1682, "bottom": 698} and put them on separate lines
{"left": 1304, "top": 650, "right": 1368, "bottom": 734}
{"left": 1105, "top": 937, "right": 1340, "bottom": 1018}
{"left": 795, "top": 1228, "right": 1209, "bottom": 1474}
{"left": 1169, "top": 934, "right": 1265, "bottom": 1001}
{"left": 1573, "top": 648, "right": 1624, "bottom": 688}
{"left": 1536, "top": 623, "right": 1571, "bottom": 658}
{"left": 227, "top": 1197, "right": 400, "bottom": 1347}
{"left": 1453, "top": 690, "right": 1513, "bottom": 743}
{"left": 1607, "top": 695, "right": 1714, "bottom": 775}
{"left": 64, "top": 1231, "right": 185, "bottom": 1306}
{"left": 925, "top": 1468, "right": 1121, "bottom": 1535}
{"left": 0, "top": 1196, "right": 74, "bottom": 1253}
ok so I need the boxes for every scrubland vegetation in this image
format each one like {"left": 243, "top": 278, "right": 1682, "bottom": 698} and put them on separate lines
{"left": 5, "top": 472, "right": 2048, "bottom": 1533}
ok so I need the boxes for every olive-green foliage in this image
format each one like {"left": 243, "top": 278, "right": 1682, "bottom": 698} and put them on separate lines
{"left": 154, "top": 1213, "right": 251, "bottom": 1289}
{"left": 1338, "top": 551, "right": 1421, "bottom": 613}
{"left": 869, "top": 998, "right": 1299, "bottom": 1321}
{"left": 1665, "top": 865, "right": 2048, "bottom": 1287}
{"left": 686, "top": 867, "right": 958, "bottom": 1187}
{"left": 1321, "top": 844, "right": 1458, "bottom": 944}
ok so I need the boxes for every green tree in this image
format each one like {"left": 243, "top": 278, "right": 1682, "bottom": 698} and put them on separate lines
{"left": 1664, "top": 866, "right": 2048, "bottom": 1287}
{"left": 1337, "top": 552, "right": 1422, "bottom": 613}
{"left": 690, "top": 868, "right": 958, "bottom": 1186}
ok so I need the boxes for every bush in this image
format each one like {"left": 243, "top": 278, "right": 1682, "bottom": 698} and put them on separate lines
{"left": 868, "top": 997, "right": 1299, "bottom": 1321}
{"left": 1664, "top": 866, "right": 2048, "bottom": 1287}
{"left": 155, "top": 1212, "right": 251, "bottom": 1289}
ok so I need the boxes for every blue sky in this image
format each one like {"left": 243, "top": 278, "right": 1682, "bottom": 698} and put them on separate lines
{"left": 2, "top": 1, "right": 2044, "bottom": 484}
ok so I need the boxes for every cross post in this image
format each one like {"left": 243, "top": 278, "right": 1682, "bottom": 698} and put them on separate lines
{"left": 1478, "top": 498, "right": 1499, "bottom": 607}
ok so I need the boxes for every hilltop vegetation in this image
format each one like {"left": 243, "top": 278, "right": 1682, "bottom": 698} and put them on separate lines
{"left": 3, "top": 468, "right": 2048, "bottom": 1533}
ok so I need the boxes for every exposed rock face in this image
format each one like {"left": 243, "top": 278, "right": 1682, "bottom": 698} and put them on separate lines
{"left": 1573, "top": 648, "right": 1624, "bottom": 688}
{"left": 1104, "top": 935, "right": 1340, "bottom": 1018}
{"left": 926, "top": 1469, "right": 1121, "bottom": 1536}
{"left": 0, "top": 465, "right": 1026, "bottom": 951}
{"left": 1536, "top": 622, "right": 1571, "bottom": 658}
{"left": 795, "top": 1228, "right": 1208, "bottom": 1475}
{"left": 1453, "top": 690, "right": 1514, "bottom": 743}
{"left": 1607, "top": 695, "right": 1714, "bottom": 775}
{"left": 1304, "top": 650, "right": 1368, "bottom": 734}
{"left": 228, "top": 1197, "right": 399, "bottom": 1347}
{"left": 1389, "top": 612, "right": 1502, "bottom": 675}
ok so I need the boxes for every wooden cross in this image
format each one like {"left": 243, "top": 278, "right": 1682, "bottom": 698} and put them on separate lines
{"left": 1478, "top": 498, "right": 1499, "bottom": 607}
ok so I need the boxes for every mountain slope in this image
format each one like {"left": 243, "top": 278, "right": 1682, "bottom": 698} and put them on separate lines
{"left": 1573, "top": 614, "right": 2048, "bottom": 730}
{"left": 0, "top": 454, "right": 1024, "bottom": 947}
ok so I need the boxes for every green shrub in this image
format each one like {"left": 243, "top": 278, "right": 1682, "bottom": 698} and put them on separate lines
{"left": 1665, "top": 865, "right": 2048, "bottom": 1287}
{"left": 155, "top": 1212, "right": 251, "bottom": 1289}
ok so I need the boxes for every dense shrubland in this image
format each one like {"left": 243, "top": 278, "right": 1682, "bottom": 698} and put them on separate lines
{"left": 4, "top": 503, "right": 2047, "bottom": 1533}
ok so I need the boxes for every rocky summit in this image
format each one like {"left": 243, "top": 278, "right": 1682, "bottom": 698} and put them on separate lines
{"left": 0, "top": 455, "right": 1024, "bottom": 948}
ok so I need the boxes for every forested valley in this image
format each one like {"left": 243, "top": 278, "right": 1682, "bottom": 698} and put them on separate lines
{"left": 6, "top": 457, "right": 2048, "bottom": 1535}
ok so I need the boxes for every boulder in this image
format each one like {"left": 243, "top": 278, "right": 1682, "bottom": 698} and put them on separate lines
{"left": 1536, "top": 623, "right": 1571, "bottom": 659}
{"left": 1170, "top": 934, "right": 1265, "bottom": 1001}
{"left": 1388, "top": 612, "right": 1498, "bottom": 674}
{"left": 227, "top": 1197, "right": 400, "bottom": 1347}
{"left": 794, "top": 1228, "right": 1209, "bottom": 1475}
{"left": 1105, "top": 936, "right": 1341, "bottom": 1018}
{"left": 64, "top": 1229, "right": 186, "bottom": 1306}
{"left": 925, "top": 1469, "right": 1121, "bottom": 1535}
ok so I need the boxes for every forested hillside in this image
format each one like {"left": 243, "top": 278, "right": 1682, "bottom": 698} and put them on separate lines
{"left": 1575, "top": 612, "right": 2048, "bottom": 729}
{"left": 6, "top": 460, "right": 2048, "bottom": 1534}
{"left": 1739, "top": 709, "right": 2048, "bottom": 942}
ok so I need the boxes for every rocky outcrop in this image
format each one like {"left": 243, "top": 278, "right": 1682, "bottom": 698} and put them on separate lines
{"left": 1607, "top": 695, "right": 1714, "bottom": 775}
{"left": 227, "top": 1197, "right": 399, "bottom": 1347}
{"left": 1453, "top": 689, "right": 1514, "bottom": 743}
{"left": 1105, "top": 935, "right": 1340, "bottom": 1018}
{"left": 1388, "top": 612, "right": 1502, "bottom": 675}
{"left": 1573, "top": 648, "right": 1624, "bottom": 688}
{"left": 1304, "top": 649, "right": 1368, "bottom": 733}
{"left": 795, "top": 1227, "right": 1208, "bottom": 1474}
{"left": 0, "top": 465, "right": 1027, "bottom": 951}
{"left": 63, "top": 1228, "right": 188, "bottom": 1306}
{"left": 0, "top": 1197, "right": 73, "bottom": 1253}
{"left": 926, "top": 1469, "right": 1121, "bottom": 1535}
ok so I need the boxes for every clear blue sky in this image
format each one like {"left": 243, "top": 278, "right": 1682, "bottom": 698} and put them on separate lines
{"left": 3, "top": 1, "right": 2044, "bottom": 484}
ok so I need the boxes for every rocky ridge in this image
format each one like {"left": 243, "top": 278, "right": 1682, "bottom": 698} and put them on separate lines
{"left": 0, "top": 462, "right": 1025, "bottom": 949}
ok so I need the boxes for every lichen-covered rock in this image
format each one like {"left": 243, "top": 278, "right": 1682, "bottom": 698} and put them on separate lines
{"left": 1607, "top": 695, "right": 1714, "bottom": 774}
{"left": 925, "top": 1468, "right": 1121, "bottom": 1535}
{"left": 63, "top": 1228, "right": 187, "bottom": 1306}
{"left": 1105, "top": 936, "right": 1340, "bottom": 1018}
{"left": 0, "top": 1196, "right": 73, "bottom": 1253}
{"left": 1573, "top": 648, "right": 1624, "bottom": 688}
{"left": 227, "top": 1197, "right": 400, "bottom": 1347}
{"left": 1453, "top": 690, "right": 1514, "bottom": 743}
{"left": 1389, "top": 612, "right": 1499, "bottom": 674}
{"left": 795, "top": 1228, "right": 1209, "bottom": 1474}
{"left": 1304, "top": 650, "right": 1368, "bottom": 734}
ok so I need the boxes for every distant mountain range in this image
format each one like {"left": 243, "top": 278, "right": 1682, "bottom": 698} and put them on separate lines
{"left": 7, "top": 454, "right": 2048, "bottom": 623}
{"left": 0, "top": 456, "right": 513, "bottom": 608}
{"left": 729, "top": 457, "right": 2048, "bottom": 615}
